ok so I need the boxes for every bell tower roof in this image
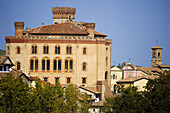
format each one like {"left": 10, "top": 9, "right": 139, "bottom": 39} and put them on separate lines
{"left": 151, "top": 46, "right": 163, "bottom": 49}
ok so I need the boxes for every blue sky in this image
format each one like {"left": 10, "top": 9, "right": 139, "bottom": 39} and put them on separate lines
{"left": 0, "top": 0, "right": 170, "bottom": 67}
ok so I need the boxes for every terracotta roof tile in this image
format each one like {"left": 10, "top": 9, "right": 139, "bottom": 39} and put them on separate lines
{"left": 158, "top": 64, "right": 170, "bottom": 68}
{"left": 117, "top": 75, "right": 159, "bottom": 83}
{"left": 0, "top": 56, "right": 7, "bottom": 64}
{"left": 92, "top": 100, "right": 106, "bottom": 107}
{"left": 136, "top": 67, "right": 163, "bottom": 75}
{"left": 104, "top": 80, "right": 114, "bottom": 98}
{"left": 94, "top": 31, "right": 107, "bottom": 37}
{"left": 151, "top": 46, "right": 163, "bottom": 49}
{"left": 30, "top": 22, "right": 88, "bottom": 35}
{"left": 79, "top": 86, "right": 101, "bottom": 94}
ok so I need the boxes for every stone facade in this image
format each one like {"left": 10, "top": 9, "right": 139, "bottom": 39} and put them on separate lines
{"left": 5, "top": 7, "right": 112, "bottom": 88}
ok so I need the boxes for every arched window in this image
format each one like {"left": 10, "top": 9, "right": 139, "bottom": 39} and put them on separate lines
{"left": 55, "top": 46, "right": 60, "bottom": 54}
{"left": 30, "top": 57, "right": 38, "bottom": 71}
{"left": 32, "top": 45, "right": 37, "bottom": 54}
{"left": 53, "top": 58, "right": 61, "bottom": 72}
{"left": 83, "top": 62, "right": 87, "bottom": 71}
{"left": 153, "top": 52, "right": 155, "bottom": 58}
{"left": 17, "top": 62, "right": 20, "bottom": 70}
{"left": 65, "top": 58, "right": 73, "bottom": 72}
{"left": 42, "top": 58, "right": 50, "bottom": 72}
{"left": 83, "top": 47, "right": 86, "bottom": 54}
{"left": 17, "top": 46, "right": 20, "bottom": 54}
{"left": 43, "top": 45, "right": 49, "bottom": 54}
{"left": 106, "top": 57, "right": 108, "bottom": 66}
{"left": 66, "top": 46, "right": 72, "bottom": 54}
{"left": 67, "top": 77, "right": 71, "bottom": 83}
{"left": 158, "top": 52, "right": 160, "bottom": 58}
{"left": 82, "top": 77, "right": 87, "bottom": 84}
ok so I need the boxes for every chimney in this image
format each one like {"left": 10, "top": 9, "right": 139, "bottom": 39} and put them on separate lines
{"left": 52, "top": 7, "right": 76, "bottom": 24}
{"left": 14, "top": 22, "right": 24, "bottom": 36}
{"left": 85, "top": 23, "right": 95, "bottom": 38}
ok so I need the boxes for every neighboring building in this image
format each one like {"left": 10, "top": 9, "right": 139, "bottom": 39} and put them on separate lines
{"left": 110, "top": 66, "right": 122, "bottom": 92}
{"left": 123, "top": 45, "right": 169, "bottom": 79}
{"left": 0, "top": 56, "right": 14, "bottom": 73}
{"left": 122, "top": 63, "right": 163, "bottom": 79}
{"left": 5, "top": 7, "right": 113, "bottom": 104}
{"left": 116, "top": 76, "right": 158, "bottom": 92}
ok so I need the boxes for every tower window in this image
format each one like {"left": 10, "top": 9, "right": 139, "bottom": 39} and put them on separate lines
{"left": 66, "top": 46, "right": 72, "bottom": 54}
{"left": 67, "top": 77, "right": 71, "bottom": 83}
{"left": 55, "top": 77, "right": 59, "bottom": 83}
{"left": 17, "top": 46, "right": 20, "bottom": 54}
{"left": 65, "top": 58, "right": 73, "bottom": 72}
{"left": 17, "top": 62, "right": 20, "bottom": 70}
{"left": 55, "top": 46, "right": 60, "bottom": 54}
{"left": 7, "top": 46, "right": 10, "bottom": 55}
{"left": 83, "top": 62, "right": 86, "bottom": 71}
{"left": 43, "top": 45, "right": 49, "bottom": 54}
{"left": 30, "top": 58, "right": 38, "bottom": 71}
{"left": 32, "top": 45, "right": 37, "bottom": 54}
{"left": 83, "top": 48, "right": 86, "bottom": 54}
{"left": 158, "top": 52, "right": 160, "bottom": 58}
{"left": 82, "top": 78, "right": 86, "bottom": 84}
{"left": 44, "top": 77, "right": 48, "bottom": 82}
{"left": 153, "top": 52, "right": 155, "bottom": 58}
{"left": 42, "top": 58, "right": 50, "bottom": 71}
{"left": 53, "top": 58, "right": 61, "bottom": 72}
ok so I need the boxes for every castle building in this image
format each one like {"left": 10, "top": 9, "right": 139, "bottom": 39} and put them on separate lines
{"left": 5, "top": 7, "right": 112, "bottom": 101}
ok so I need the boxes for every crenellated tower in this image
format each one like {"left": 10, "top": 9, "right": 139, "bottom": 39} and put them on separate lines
{"left": 52, "top": 7, "right": 76, "bottom": 24}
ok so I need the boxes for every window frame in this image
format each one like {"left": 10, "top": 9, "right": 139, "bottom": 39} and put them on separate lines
{"left": 43, "top": 45, "right": 49, "bottom": 54}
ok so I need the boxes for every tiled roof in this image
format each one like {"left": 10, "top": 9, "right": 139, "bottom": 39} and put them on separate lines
{"left": 79, "top": 86, "right": 101, "bottom": 94}
{"left": 151, "top": 46, "right": 163, "bottom": 49}
{"left": 0, "top": 69, "right": 23, "bottom": 79}
{"left": 136, "top": 67, "right": 163, "bottom": 75}
{"left": 94, "top": 31, "right": 107, "bottom": 37}
{"left": 30, "top": 22, "right": 88, "bottom": 35}
{"left": 0, "top": 56, "right": 7, "bottom": 64}
{"left": 104, "top": 80, "right": 114, "bottom": 98}
{"left": 117, "top": 76, "right": 159, "bottom": 83}
{"left": 158, "top": 64, "right": 170, "bottom": 68}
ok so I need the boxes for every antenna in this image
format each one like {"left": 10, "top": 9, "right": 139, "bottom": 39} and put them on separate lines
{"left": 129, "top": 58, "right": 131, "bottom": 63}
{"left": 156, "top": 40, "right": 158, "bottom": 46}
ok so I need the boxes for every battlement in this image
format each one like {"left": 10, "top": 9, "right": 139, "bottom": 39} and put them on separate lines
{"left": 52, "top": 7, "right": 76, "bottom": 15}
{"left": 85, "top": 23, "right": 95, "bottom": 27}
{"left": 14, "top": 22, "right": 24, "bottom": 26}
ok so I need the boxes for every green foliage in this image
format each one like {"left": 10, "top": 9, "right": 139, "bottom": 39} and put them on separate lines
{"left": 103, "top": 72, "right": 170, "bottom": 113}
{"left": 0, "top": 73, "right": 91, "bottom": 113}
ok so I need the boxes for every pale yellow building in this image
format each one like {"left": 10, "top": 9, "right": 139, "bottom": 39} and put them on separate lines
{"left": 110, "top": 66, "right": 122, "bottom": 92}
{"left": 5, "top": 7, "right": 112, "bottom": 101}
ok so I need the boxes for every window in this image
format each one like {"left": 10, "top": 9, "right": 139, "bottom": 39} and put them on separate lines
{"left": 32, "top": 45, "right": 37, "bottom": 54}
{"left": 83, "top": 47, "right": 86, "bottom": 54}
{"left": 106, "top": 57, "right": 108, "bottom": 66}
{"left": 55, "top": 46, "right": 60, "bottom": 54}
{"left": 17, "top": 62, "right": 20, "bottom": 70}
{"left": 66, "top": 46, "right": 72, "bottom": 54}
{"left": 113, "top": 74, "right": 117, "bottom": 79}
{"left": 55, "top": 77, "right": 59, "bottom": 83}
{"left": 65, "top": 58, "right": 73, "bottom": 72}
{"left": 43, "top": 45, "right": 49, "bottom": 54}
{"left": 42, "top": 58, "right": 50, "bottom": 72}
{"left": 67, "top": 77, "right": 71, "bottom": 83}
{"left": 153, "top": 52, "right": 155, "bottom": 58}
{"left": 44, "top": 77, "right": 48, "bottom": 82}
{"left": 82, "top": 78, "right": 86, "bottom": 84}
{"left": 158, "top": 52, "right": 160, "bottom": 58}
{"left": 53, "top": 58, "right": 61, "bottom": 72}
{"left": 17, "top": 46, "right": 20, "bottom": 54}
{"left": 30, "top": 58, "right": 38, "bottom": 71}
{"left": 83, "top": 62, "right": 86, "bottom": 71}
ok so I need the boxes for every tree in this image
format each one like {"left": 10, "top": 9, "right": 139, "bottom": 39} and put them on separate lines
{"left": 0, "top": 72, "right": 33, "bottom": 113}
{"left": 103, "top": 86, "right": 145, "bottom": 113}
{"left": 143, "top": 72, "right": 170, "bottom": 112}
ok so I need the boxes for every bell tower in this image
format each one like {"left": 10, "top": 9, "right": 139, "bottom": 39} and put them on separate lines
{"left": 151, "top": 46, "right": 163, "bottom": 67}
